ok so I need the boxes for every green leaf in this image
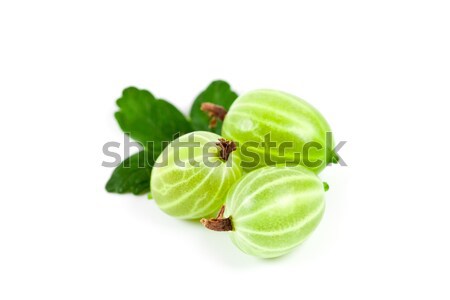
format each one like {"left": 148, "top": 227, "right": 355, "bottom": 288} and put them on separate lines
{"left": 190, "top": 80, "right": 238, "bottom": 134}
{"left": 108, "top": 86, "right": 194, "bottom": 195}
{"left": 115, "top": 87, "right": 193, "bottom": 150}
{"left": 105, "top": 150, "right": 158, "bottom": 195}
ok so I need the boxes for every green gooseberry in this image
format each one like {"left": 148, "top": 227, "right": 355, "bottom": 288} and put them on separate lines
{"left": 151, "top": 131, "right": 242, "bottom": 219}
{"left": 201, "top": 164, "right": 327, "bottom": 258}
{"left": 217, "top": 89, "right": 337, "bottom": 173}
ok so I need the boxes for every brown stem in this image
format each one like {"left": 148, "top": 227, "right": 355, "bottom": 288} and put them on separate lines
{"left": 200, "top": 102, "right": 228, "bottom": 128}
{"left": 200, "top": 206, "right": 233, "bottom": 232}
{"left": 216, "top": 138, "right": 236, "bottom": 161}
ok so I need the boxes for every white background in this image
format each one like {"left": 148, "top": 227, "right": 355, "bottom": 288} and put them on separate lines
{"left": 1, "top": 1, "right": 449, "bottom": 299}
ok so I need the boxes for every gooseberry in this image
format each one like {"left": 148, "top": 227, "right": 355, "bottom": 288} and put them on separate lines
{"left": 201, "top": 165, "right": 326, "bottom": 258}
{"left": 218, "top": 89, "right": 337, "bottom": 173}
{"left": 151, "top": 131, "right": 242, "bottom": 219}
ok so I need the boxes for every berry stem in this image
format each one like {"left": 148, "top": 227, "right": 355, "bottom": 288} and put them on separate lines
{"left": 216, "top": 138, "right": 237, "bottom": 161}
{"left": 200, "top": 102, "right": 228, "bottom": 128}
{"left": 200, "top": 206, "right": 233, "bottom": 232}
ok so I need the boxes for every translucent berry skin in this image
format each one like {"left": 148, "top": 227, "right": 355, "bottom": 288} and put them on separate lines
{"left": 224, "top": 165, "right": 325, "bottom": 258}
{"left": 151, "top": 131, "right": 242, "bottom": 219}
{"left": 221, "top": 89, "right": 335, "bottom": 173}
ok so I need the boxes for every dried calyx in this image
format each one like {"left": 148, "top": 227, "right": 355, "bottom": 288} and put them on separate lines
{"left": 216, "top": 138, "right": 236, "bottom": 161}
{"left": 200, "top": 102, "right": 228, "bottom": 128}
{"left": 200, "top": 206, "right": 233, "bottom": 232}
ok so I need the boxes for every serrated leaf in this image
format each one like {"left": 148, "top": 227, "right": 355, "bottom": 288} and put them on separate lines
{"left": 105, "top": 150, "right": 158, "bottom": 195}
{"left": 189, "top": 80, "right": 238, "bottom": 134}
{"left": 115, "top": 87, "right": 193, "bottom": 150}
{"left": 107, "top": 86, "right": 194, "bottom": 195}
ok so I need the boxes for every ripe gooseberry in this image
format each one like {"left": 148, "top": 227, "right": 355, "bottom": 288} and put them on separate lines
{"left": 201, "top": 165, "right": 327, "bottom": 258}
{"left": 151, "top": 131, "right": 242, "bottom": 219}
{"left": 204, "top": 89, "right": 338, "bottom": 173}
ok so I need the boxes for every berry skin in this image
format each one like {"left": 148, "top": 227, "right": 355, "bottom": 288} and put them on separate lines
{"left": 221, "top": 89, "right": 337, "bottom": 173}
{"left": 201, "top": 165, "right": 326, "bottom": 258}
{"left": 151, "top": 131, "right": 242, "bottom": 219}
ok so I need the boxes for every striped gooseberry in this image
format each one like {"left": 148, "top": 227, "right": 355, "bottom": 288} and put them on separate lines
{"left": 150, "top": 131, "right": 242, "bottom": 219}
{"left": 213, "top": 89, "right": 338, "bottom": 173}
{"left": 201, "top": 164, "right": 327, "bottom": 258}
